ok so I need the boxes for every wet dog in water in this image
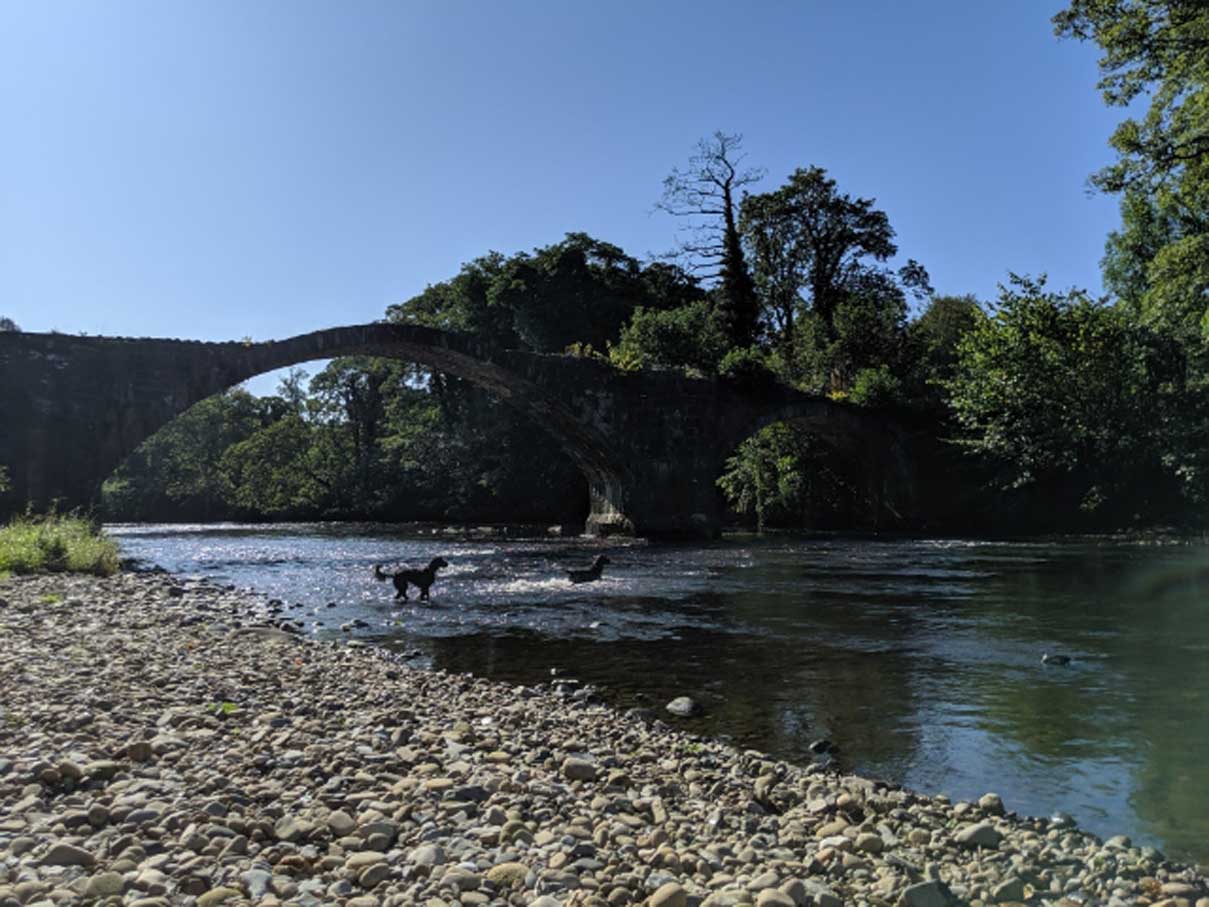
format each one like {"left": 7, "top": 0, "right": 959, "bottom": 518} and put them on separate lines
{"left": 374, "top": 557, "right": 449, "bottom": 601}
{"left": 566, "top": 555, "right": 610, "bottom": 584}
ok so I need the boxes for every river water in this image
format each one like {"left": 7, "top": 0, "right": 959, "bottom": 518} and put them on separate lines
{"left": 109, "top": 523, "right": 1209, "bottom": 865}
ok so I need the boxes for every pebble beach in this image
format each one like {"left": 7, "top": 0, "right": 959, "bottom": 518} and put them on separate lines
{"left": 1, "top": 571, "right": 1206, "bottom": 907}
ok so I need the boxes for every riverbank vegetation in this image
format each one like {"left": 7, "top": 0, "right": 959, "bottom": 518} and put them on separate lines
{"left": 0, "top": 514, "right": 120, "bottom": 577}
{"left": 97, "top": 1, "right": 1207, "bottom": 533}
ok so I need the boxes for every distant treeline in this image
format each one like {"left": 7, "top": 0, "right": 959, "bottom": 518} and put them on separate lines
{"left": 85, "top": 2, "right": 1209, "bottom": 530}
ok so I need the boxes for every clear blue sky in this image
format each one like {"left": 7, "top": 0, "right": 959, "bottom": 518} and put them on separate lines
{"left": 2, "top": 0, "right": 1122, "bottom": 386}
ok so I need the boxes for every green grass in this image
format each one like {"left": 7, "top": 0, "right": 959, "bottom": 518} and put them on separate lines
{"left": 0, "top": 513, "right": 120, "bottom": 577}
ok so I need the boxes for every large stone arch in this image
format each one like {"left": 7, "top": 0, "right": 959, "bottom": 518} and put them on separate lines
{"left": 0, "top": 324, "right": 630, "bottom": 530}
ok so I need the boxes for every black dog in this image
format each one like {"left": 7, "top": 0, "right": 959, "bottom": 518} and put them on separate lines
{"left": 566, "top": 554, "right": 610, "bottom": 584}
{"left": 374, "top": 557, "right": 449, "bottom": 601}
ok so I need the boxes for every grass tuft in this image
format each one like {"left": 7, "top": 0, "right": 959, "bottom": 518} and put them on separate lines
{"left": 0, "top": 513, "right": 120, "bottom": 577}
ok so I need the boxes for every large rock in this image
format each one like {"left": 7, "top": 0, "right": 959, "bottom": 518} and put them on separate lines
{"left": 978, "top": 792, "right": 1006, "bottom": 815}
{"left": 327, "top": 809, "right": 356, "bottom": 837}
{"left": 273, "top": 814, "right": 315, "bottom": 842}
{"left": 486, "top": 862, "right": 529, "bottom": 887}
{"left": 84, "top": 872, "right": 126, "bottom": 899}
{"left": 39, "top": 843, "right": 95, "bottom": 867}
{"left": 83, "top": 760, "right": 122, "bottom": 781}
{"left": 408, "top": 843, "right": 446, "bottom": 867}
{"left": 562, "top": 756, "right": 597, "bottom": 782}
{"left": 954, "top": 822, "right": 1003, "bottom": 849}
{"left": 665, "top": 696, "right": 702, "bottom": 717}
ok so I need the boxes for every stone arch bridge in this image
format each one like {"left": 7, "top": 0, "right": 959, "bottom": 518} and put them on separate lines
{"left": 0, "top": 324, "right": 921, "bottom": 536}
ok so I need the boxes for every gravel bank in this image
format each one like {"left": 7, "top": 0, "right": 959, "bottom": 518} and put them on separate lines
{"left": 0, "top": 571, "right": 1205, "bottom": 907}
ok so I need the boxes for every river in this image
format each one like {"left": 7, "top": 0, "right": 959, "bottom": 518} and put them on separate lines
{"left": 109, "top": 523, "right": 1209, "bottom": 865}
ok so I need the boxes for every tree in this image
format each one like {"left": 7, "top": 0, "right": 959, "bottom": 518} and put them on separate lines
{"left": 0, "top": 317, "right": 19, "bottom": 332}
{"left": 102, "top": 389, "right": 276, "bottom": 520}
{"left": 220, "top": 416, "right": 331, "bottom": 516}
{"left": 609, "top": 300, "right": 730, "bottom": 374}
{"left": 1054, "top": 0, "right": 1208, "bottom": 194}
{"left": 901, "top": 295, "right": 987, "bottom": 410}
{"left": 740, "top": 167, "right": 930, "bottom": 341}
{"left": 1056, "top": 2, "right": 1209, "bottom": 350}
{"left": 658, "top": 132, "right": 763, "bottom": 347}
{"left": 948, "top": 276, "right": 1188, "bottom": 523}
{"left": 740, "top": 167, "right": 930, "bottom": 388}
{"left": 717, "top": 422, "right": 859, "bottom": 531}
{"left": 487, "top": 233, "right": 692, "bottom": 353}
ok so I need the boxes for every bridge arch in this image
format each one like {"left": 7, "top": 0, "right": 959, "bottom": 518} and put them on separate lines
{"left": 0, "top": 324, "right": 631, "bottom": 532}
{"left": 713, "top": 392, "right": 918, "bottom": 530}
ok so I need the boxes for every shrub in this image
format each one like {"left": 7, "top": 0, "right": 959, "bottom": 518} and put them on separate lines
{"left": 849, "top": 365, "right": 903, "bottom": 406}
{"left": 0, "top": 513, "right": 120, "bottom": 577}
{"left": 718, "top": 346, "right": 777, "bottom": 388}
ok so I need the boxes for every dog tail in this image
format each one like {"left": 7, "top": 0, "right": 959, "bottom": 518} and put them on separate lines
{"left": 373, "top": 564, "right": 391, "bottom": 582}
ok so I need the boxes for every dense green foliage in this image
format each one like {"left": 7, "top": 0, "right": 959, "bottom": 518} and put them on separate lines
{"left": 1057, "top": 2, "right": 1209, "bottom": 345}
{"left": 947, "top": 277, "right": 1195, "bottom": 524}
{"left": 0, "top": 514, "right": 120, "bottom": 577}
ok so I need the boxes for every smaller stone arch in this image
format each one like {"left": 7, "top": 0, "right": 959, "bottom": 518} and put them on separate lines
{"left": 714, "top": 389, "right": 919, "bottom": 530}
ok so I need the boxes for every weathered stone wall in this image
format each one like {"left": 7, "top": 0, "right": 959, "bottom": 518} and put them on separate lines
{"left": 0, "top": 325, "right": 918, "bottom": 536}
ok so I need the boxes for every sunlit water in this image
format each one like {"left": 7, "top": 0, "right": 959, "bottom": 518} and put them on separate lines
{"left": 109, "top": 523, "right": 1209, "bottom": 866}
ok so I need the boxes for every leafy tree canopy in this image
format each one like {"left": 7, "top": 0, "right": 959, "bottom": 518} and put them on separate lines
{"left": 1054, "top": 0, "right": 1209, "bottom": 193}
{"left": 948, "top": 275, "right": 1188, "bottom": 521}
{"left": 388, "top": 233, "right": 701, "bottom": 354}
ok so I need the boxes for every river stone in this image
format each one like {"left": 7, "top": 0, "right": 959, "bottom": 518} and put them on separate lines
{"left": 346, "top": 851, "right": 387, "bottom": 871}
{"left": 665, "top": 696, "right": 701, "bottom": 717}
{"left": 757, "top": 890, "right": 796, "bottom": 907}
{"left": 409, "top": 843, "right": 446, "bottom": 867}
{"left": 84, "top": 760, "right": 122, "bottom": 781}
{"left": 328, "top": 810, "right": 356, "bottom": 837}
{"left": 197, "top": 887, "right": 242, "bottom": 907}
{"left": 57, "top": 760, "right": 83, "bottom": 780}
{"left": 1163, "top": 884, "right": 1203, "bottom": 898}
{"left": 954, "top": 823, "right": 1002, "bottom": 849}
{"left": 702, "top": 892, "right": 754, "bottom": 907}
{"left": 274, "top": 814, "right": 315, "bottom": 842}
{"left": 992, "top": 877, "right": 1026, "bottom": 902}
{"left": 898, "top": 881, "right": 954, "bottom": 907}
{"left": 779, "top": 880, "right": 807, "bottom": 907}
{"left": 358, "top": 863, "right": 391, "bottom": 888}
{"left": 484, "top": 862, "right": 527, "bottom": 887}
{"left": 126, "top": 740, "right": 154, "bottom": 762}
{"left": 856, "top": 832, "right": 885, "bottom": 853}
{"left": 978, "top": 792, "right": 1006, "bottom": 815}
{"left": 84, "top": 872, "right": 126, "bottom": 899}
{"left": 650, "top": 882, "right": 688, "bottom": 907}
{"left": 562, "top": 757, "right": 597, "bottom": 782}
{"left": 816, "top": 819, "right": 849, "bottom": 838}
{"left": 801, "top": 881, "right": 842, "bottom": 907}
{"left": 40, "top": 842, "right": 95, "bottom": 867}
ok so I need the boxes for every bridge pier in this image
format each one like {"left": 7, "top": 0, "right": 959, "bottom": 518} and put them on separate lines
{"left": 584, "top": 458, "right": 725, "bottom": 539}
